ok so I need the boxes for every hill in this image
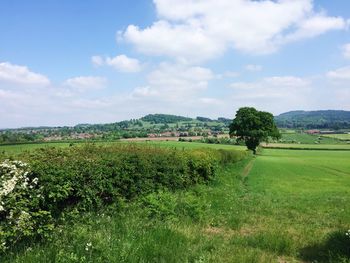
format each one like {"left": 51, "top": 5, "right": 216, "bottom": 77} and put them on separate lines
{"left": 275, "top": 110, "right": 350, "bottom": 129}
{"left": 140, "top": 114, "right": 192, "bottom": 123}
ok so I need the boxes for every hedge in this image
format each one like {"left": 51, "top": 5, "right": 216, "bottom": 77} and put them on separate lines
{"left": 0, "top": 144, "right": 248, "bottom": 251}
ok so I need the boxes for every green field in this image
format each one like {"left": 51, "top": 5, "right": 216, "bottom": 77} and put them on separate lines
{"left": 3, "top": 145, "right": 350, "bottom": 262}
{"left": 0, "top": 140, "right": 246, "bottom": 155}
{"left": 322, "top": 134, "right": 350, "bottom": 141}
{"left": 280, "top": 132, "right": 342, "bottom": 144}
{"left": 263, "top": 143, "right": 350, "bottom": 150}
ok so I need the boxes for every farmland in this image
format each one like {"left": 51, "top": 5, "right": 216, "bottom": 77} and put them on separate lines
{"left": 321, "top": 133, "right": 350, "bottom": 141}
{"left": 0, "top": 140, "right": 246, "bottom": 156}
{"left": 262, "top": 143, "right": 350, "bottom": 150}
{"left": 1, "top": 142, "right": 350, "bottom": 262}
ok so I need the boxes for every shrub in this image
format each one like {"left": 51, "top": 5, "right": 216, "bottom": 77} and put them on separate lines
{"left": 0, "top": 160, "right": 53, "bottom": 252}
{"left": 0, "top": 144, "right": 248, "bottom": 251}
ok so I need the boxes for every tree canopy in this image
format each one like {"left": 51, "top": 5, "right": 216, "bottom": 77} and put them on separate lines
{"left": 230, "top": 107, "right": 280, "bottom": 154}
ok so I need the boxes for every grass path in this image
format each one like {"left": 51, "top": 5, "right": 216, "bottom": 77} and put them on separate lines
{"left": 242, "top": 158, "right": 255, "bottom": 178}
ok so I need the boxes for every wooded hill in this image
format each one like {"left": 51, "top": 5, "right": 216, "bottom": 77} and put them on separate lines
{"left": 275, "top": 110, "right": 350, "bottom": 129}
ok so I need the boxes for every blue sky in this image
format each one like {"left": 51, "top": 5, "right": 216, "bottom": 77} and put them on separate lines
{"left": 1, "top": 0, "right": 350, "bottom": 128}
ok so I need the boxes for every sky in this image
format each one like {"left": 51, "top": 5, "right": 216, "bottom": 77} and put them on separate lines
{"left": 0, "top": 0, "right": 350, "bottom": 128}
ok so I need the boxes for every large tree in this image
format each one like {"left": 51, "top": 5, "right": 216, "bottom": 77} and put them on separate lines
{"left": 229, "top": 107, "right": 280, "bottom": 154}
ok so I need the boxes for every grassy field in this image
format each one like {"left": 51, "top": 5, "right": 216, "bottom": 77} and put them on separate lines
{"left": 322, "top": 134, "right": 350, "bottom": 141}
{"left": 262, "top": 143, "right": 350, "bottom": 150}
{"left": 0, "top": 140, "right": 246, "bottom": 155}
{"left": 280, "top": 132, "right": 342, "bottom": 144}
{"left": 3, "top": 147, "right": 350, "bottom": 262}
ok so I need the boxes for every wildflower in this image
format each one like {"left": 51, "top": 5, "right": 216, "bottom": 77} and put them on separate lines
{"left": 85, "top": 242, "right": 92, "bottom": 251}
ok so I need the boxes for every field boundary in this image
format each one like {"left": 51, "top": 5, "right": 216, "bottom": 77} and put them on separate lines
{"left": 262, "top": 146, "right": 350, "bottom": 151}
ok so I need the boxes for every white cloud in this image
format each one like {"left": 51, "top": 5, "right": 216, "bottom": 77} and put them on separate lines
{"left": 91, "top": 54, "right": 141, "bottom": 72}
{"left": 230, "top": 76, "right": 310, "bottom": 102}
{"left": 132, "top": 63, "right": 214, "bottom": 100}
{"left": 245, "top": 64, "right": 263, "bottom": 72}
{"left": 132, "top": 86, "right": 159, "bottom": 97}
{"left": 198, "top": 97, "right": 222, "bottom": 105}
{"left": 121, "top": 0, "right": 348, "bottom": 63}
{"left": 0, "top": 62, "right": 50, "bottom": 86}
{"left": 124, "top": 21, "right": 224, "bottom": 63}
{"left": 63, "top": 76, "right": 107, "bottom": 91}
{"left": 342, "top": 43, "right": 350, "bottom": 59}
{"left": 282, "top": 14, "right": 347, "bottom": 44}
{"left": 327, "top": 66, "right": 350, "bottom": 80}
{"left": 228, "top": 75, "right": 316, "bottom": 114}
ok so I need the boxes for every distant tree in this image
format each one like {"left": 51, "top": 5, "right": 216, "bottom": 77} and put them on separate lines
{"left": 229, "top": 107, "right": 280, "bottom": 154}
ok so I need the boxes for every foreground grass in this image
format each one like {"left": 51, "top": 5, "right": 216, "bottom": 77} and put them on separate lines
{"left": 2, "top": 149, "right": 350, "bottom": 262}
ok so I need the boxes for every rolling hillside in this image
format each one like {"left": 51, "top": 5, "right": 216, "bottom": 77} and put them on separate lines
{"left": 275, "top": 110, "right": 350, "bottom": 129}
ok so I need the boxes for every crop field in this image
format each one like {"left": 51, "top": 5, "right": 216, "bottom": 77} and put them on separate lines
{"left": 2, "top": 144, "right": 350, "bottom": 262}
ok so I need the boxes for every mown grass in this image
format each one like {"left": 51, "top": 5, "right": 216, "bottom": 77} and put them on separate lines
{"left": 2, "top": 148, "right": 350, "bottom": 262}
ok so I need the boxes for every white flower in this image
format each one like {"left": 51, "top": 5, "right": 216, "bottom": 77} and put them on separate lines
{"left": 85, "top": 242, "right": 92, "bottom": 251}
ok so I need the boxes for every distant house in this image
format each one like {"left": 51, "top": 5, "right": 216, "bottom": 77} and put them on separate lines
{"left": 160, "top": 132, "right": 173, "bottom": 137}
{"left": 319, "top": 131, "right": 336, "bottom": 134}
{"left": 306, "top": 130, "right": 320, "bottom": 134}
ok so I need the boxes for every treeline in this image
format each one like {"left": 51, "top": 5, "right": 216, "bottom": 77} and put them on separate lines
{"left": 0, "top": 132, "right": 42, "bottom": 144}
{"left": 0, "top": 144, "right": 248, "bottom": 252}
{"left": 141, "top": 114, "right": 192, "bottom": 123}
{"left": 275, "top": 110, "right": 350, "bottom": 129}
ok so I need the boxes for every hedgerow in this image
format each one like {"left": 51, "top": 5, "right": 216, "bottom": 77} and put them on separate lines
{"left": 0, "top": 144, "right": 248, "bottom": 251}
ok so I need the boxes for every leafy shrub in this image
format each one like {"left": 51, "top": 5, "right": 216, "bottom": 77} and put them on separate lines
{"left": 0, "top": 144, "right": 248, "bottom": 251}
{"left": 140, "top": 190, "right": 207, "bottom": 222}
{"left": 0, "top": 160, "right": 53, "bottom": 252}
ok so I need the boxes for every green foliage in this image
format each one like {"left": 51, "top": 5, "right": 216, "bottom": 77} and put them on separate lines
{"left": 0, "top": 144, "right": 247, "bottom": 252}
{"left": 230, "top": 107, "right": 280, "bottom": 154}
{"left": 0, "top": 160, "right": 54, "bottom": 252}
{"left": 275, "top": 110, "right": 350, "bottom": 129}
{"left": 2, "top": 149, "right": 350, "bottom": 262}
{"left": 141, "top": 114, "right": 193, "bottom": 123}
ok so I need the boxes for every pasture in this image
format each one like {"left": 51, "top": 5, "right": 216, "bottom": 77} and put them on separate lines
{"left": 0, "top": 140, "right": 246, "bottom": 155}
{"left": 262, "top": 143, "right": 350, "bottom": 150}
{"left": 279, "top": 132, "right": 341, "bottom": 144}
{"left": 322, "top": 134, "right": 350, "bottom": 141}
{"left": 2, "top": 143, "right": 350, "bottom": 262}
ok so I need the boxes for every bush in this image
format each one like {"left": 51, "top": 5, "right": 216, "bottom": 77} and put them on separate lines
{"left": 0, "top": 144, "right": 248, "bottom": 251}
{"left": 0, "top": 160, "right": 53, "bottom": 251}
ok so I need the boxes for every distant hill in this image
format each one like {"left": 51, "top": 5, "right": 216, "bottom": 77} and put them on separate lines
{"left": 275, "top": 110, "right": 350, "bottom": 129}
{"left": 140, "top": 114, "right": 193, "bottom": 124}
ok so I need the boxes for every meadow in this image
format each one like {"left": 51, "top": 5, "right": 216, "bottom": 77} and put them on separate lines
{"left": 262, "top": 143, "right": 350, "bottom": 150}
{"left": 321, "top": 134, "right": 350, "bottom": 141}
{"left": 279, "top": 131, "right": 342, "bottom": 144}
{"left": 1, "top": 142, "right": 350, "bottom": 262}
{"left": 0, "top": 140, "right": 246, "bottom": 155}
